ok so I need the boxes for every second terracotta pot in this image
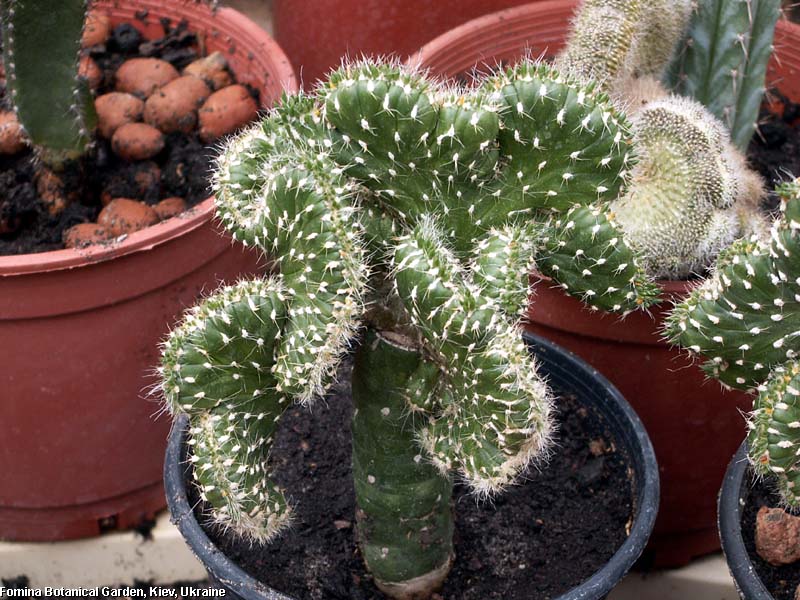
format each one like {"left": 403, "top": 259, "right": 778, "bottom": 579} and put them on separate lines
{"left": 413, "top": 0, "right": 800, "bottom": 566}
{"left": 272, "top": 0, "right": 539, "bottom": 88}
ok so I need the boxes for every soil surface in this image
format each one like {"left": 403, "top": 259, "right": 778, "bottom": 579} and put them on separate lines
{"left": 748, "top": 91, "right": 800, "bottom": 215}
{"left": 743, "top": 473, "right": 800, "bottom": 600}
{"left": 0, "top": 17, "right": 256, "bottom": 256}
{"left": 188, "top": 357, "right": 634, "bottom": 600}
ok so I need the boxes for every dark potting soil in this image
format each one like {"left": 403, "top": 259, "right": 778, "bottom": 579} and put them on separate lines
{"left": 748, "top": 90, "right": 800, "bottom": 215}
{"left": 742, "top": 472, "right": 800, "bottom": 600}
{"left": 0, "top": 17, "right": 258, "bottom": 257}
{"left": 187, "top": 358, "right": 634, "bottom": 600}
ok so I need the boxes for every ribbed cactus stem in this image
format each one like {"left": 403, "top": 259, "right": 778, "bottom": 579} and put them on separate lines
{"left": 160, "top": 279, "right": 293, "bottom": 542}
{"left": 666, "top": 0, "right": 780, "bottom": 151}
{"left": 1, "top": 0, "right": 95, "bottom": 167}
{"left": 352, "top": 329, "right": 454, "bottom": 598}
{"left": 666, "top": 180, "right": 800, "bottom": 390}
{"left": 748, "top": 362, "right": 800, "bottom": 507}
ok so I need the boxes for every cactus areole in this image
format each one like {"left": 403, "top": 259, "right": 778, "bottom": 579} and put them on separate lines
{"left": 159, "top": 56, "right": 659, "bottom": 598}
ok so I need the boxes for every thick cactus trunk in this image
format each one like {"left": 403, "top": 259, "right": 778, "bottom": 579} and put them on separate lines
{"left": 1, "top": 0, "right": 95, "bottom": 167}
{"left": 351, "top": 329, "right": 454, "bottom": 600}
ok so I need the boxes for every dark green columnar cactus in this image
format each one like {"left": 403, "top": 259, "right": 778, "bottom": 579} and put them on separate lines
{"left": 161, "top": 59, "right": 658, "bottom": 599}
{"left": 667, "top": 0, "right": 781, "bottom": 151}
{"left": 1, "top": 0, "right": 96, "bottom": 167}
{"left": 667, "top": 180, "right": 800, "bottom": 505}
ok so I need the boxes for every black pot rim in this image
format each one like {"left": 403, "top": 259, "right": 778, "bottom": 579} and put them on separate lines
{"left": 719, "top": 440, "right": 773, "bottom": 599}
{"left": 164, "top": 332, "right": 660, "bottom": 600}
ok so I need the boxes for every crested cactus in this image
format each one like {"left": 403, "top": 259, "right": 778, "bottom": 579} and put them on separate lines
{"left": 666, "top": 0, "right": 781, "bottom": 151}
{"left": 1, "top": 0, "right": 96, "bottom": 167}
{"left": 610, "top": 95, "right": 766, "bottom": 279}
{"left": 559, "top": 0, "right": 770, "bottom": 280}
{"left": 667, "top": 180, "right": 800, "bottom": 505}
{"left": 161, "top": 57, "right": 658, "bottom": 598}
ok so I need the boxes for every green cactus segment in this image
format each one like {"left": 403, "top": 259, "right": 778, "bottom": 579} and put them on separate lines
{"left": 666, "top": 191, "right": 800, "bottom": 389}
{"left": 215, "top": 125, "right": 370, "bottom": 404}
{"left": 480, "top": 63, "right": 634, "bottom": 225}
{"left": 261, "top": 159, "right": 369, "bottom": 403}
{"left": 557, "top": 0, "right": 643, "bottom": 87}
{"left": 611, "top": 96, "right": 751, "bottom": 279}
{"left": 537, "top": 204, "right": 661, "bottom": 312}
{"left": 352, "top": 329, "right": 454, "bottom": 589}
{"left": 2, "top": 0, "right": 93, "bottom": 166}
{"left": 160, "top": 278, "right": 292, "bottom": 542}
{"left": 392, "top": 219, "right": 554, "bottom": 494}
{"left": 189, "top": 403, "right": 291, "bottom": 542}
{"left": 667, "top": 0, "right": 780, "bottom": 151}
{"left": 472, "top": 225, "right": 535, "bottom": 317}
{"left": 160, "top": 278, "right": 288, "bottom": 416}
{"left": 747, "top": 362, "right": 800, "bottom": 507}
{"left": 322, "top": 61, "right": 499, "bottom": 233}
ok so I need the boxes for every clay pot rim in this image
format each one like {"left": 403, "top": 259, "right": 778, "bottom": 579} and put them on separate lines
{"left": 0, "top": 4, "right": 297, "bottom": 277}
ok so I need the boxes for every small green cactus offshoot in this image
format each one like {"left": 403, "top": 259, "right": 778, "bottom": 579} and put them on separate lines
{"left": 667, "top": 180, "right": 800, "bottom": 506}
{"left": 667, "top": 0, "right": 781, "bottom": 151}
{"left": 162, "top": 58, "right": 658, "bottom": 598}
{"left": 1, "top": 0, "right": 96, "bottom": 168}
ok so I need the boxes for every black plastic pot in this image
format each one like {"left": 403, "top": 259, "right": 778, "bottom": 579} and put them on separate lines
{"left": 164, "top": 332, "right": 660, "bottom": 600}
{"left": 719, "top": 441, "right": 773, "bottom": 599}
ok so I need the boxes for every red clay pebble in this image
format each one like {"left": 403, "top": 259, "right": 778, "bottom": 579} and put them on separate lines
{"left": 78, "top": 55, "right": 103, "bottom": 90}
{"left": 0, "top": 111, "right": 26, "bottom": 155}
{"left": 144, "top": 76, "right": 210, "bottom": 134}
{"left": 97, "top": 198, "right": 159, "bottom": 236}
{"left": 198, "top": 85, "right": 258, "bottom": 142}
{"left": 82, "top": 11, "right": 111, "bottom": 48}
{"left": 95, "top": 92, "right": 144, "bottom": 139}
{"left": 64, "top": 223, "right": 111, "bottom": 248}
{"left": 183, "top": 52, "right": 233, "bottom": 90}
{"left": 154, "top": 197, "right": 187, "bottom": 220}
{"left": 115, "top": 58, "right": 179, "bottom": 99}
{"left": 756, "top": 506, "right": 800, "bottom": 565}
{"left": 37, "top": 170, "right": 68, "bottom": 215}
{"left": 111, "top": 122, "right": 165, "bottom": 161}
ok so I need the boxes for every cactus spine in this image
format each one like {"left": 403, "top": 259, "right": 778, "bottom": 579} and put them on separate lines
{"left": 1, "top": 0, "right": 96, "bottom": 167}
{"left": 667, "top": 0, "right": 781, "bottom": 151}
{"left": 667, "top": 180, "right": 800, "bottom": 505}
{"left": 163, "top": 58, "right": 658, "bottom": 598}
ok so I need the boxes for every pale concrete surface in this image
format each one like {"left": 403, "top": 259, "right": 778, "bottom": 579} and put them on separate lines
{"left": 610, "top": 554, "right": 739, "bottom": 600}
{"left": 1, "top": 510, "right": 739, "bottom": 598}
{"left": 0, "top": 512, "right": 205, "bottom": 588}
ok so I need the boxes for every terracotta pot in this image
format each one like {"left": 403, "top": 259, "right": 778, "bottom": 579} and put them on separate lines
{"left": 0, "top": 1, "right": 297, "bottom": 542}
{"left": 413, "top": 0, "right": 800, "bottom": 566}
{"left": 272, "top": 0, "right": 539, "bottom": 88}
